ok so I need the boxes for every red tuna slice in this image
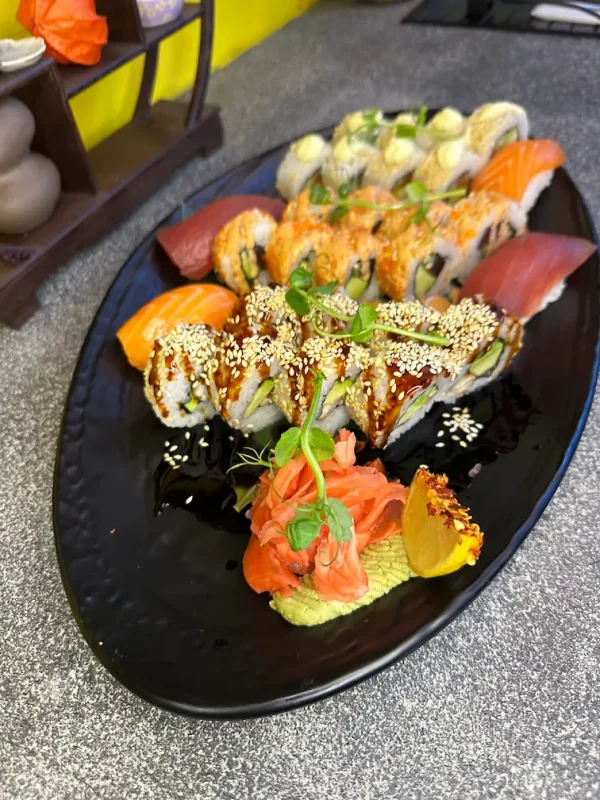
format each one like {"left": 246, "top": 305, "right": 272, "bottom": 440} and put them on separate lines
{"left": 157, "top": 195, "right": 286, "bottom": 280}
{"left": 460, "top": 232, "right": 596, "bottom": 320}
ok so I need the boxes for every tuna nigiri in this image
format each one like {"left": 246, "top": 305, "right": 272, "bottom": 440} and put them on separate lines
{"left": 471, "top": 139, "right": 566, "bottom": 213}
{"left": 156, "top": 195, "right": 286, "bottom": 280}
{"left": 117, "top": 283, "right": 237, "bottom": 370}
{"left": 460, "top": 232, "right": 596, "bottom": 321}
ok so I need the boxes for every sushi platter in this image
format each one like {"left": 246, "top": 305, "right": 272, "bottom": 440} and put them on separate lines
{"left": 54, "top": 103, "right": 599, "bottom": 717}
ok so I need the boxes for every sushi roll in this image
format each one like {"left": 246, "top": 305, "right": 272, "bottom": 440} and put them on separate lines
{"left": 363, "top": 137, "right": 426, "bottom": 194}
{"left": 282, "top": 189, "right": 335, "bottom": 226}
{"left": 212, "top": 290, "right": 302, "bottom": 432}
{"left": 345, "top": 339, "right": 453, "bottom": 449}
{"left": 465, "top": 102, "right": 529, "bottom": 163}
{"left": 276, "top": 134, "right": 331, "bottom": 201}
{"left": 471, "top": 139, "right": 566, "bottom": 214}
{"left": 317, "top": 229, "right": 382, "bottom": 301}
{"left": 371, "top": 300, "right": 442, "bottom": 348}
{"left": 265, "top": 219, "right": 334, "bottom": 286}
{"left": 322, "top": 136, "right": 378, "bottom": 193}
{"left": 377, "top": 112, "right": 418, "bottom": 149}
{"left": 413, "top": 138, "right": 485, "bottom": 194}
{"left": 301, "top": 291, "right": 359, "bottom": 338}
{"left": 430, "top": 191, "right": 527, "bottom": 299}
{"left": 272, "top": 336, "right": 369, "bottom": 434}
{"left": 416, "top": 107, "right": 466, "bottom": 151}
{"left": 144, "top": 323, "right": 219, "bottom": 428}
{"left": 376, "top": 198, "right": 450, "bottom": 241}
{"left": 437, "top": 297, "right": 523, "bottom": 401}
{"left": 333, "top": 109, "right": 385, "bottom": 144}
{"left": 336, "top": 186, "right": 397, "bottom": 234}
{"left": 232, "top": 285, "right": 303, "bottom": 344}
{"left": 212, "top": 209, "right": 278, "bottom": 296}
{"left": 375, "top": 210, "right": 462, "bottom": 302}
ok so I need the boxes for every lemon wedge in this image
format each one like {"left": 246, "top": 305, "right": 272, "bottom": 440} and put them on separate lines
{"left": 402, "top": 468, "right": 483, "bottom": 578}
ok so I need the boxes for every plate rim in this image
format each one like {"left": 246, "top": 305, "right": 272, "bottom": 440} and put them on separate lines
{"left": 53, "top": 150, "right": 600, "bottom": 719}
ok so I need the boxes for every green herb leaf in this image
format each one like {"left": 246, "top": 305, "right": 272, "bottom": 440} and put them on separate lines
{"left": 274, "top": 427, "right": 302, "bottom": 467}
{"left": 338, "top": 182, "right": 353, "bottom": 199}
{"left": 313, "top": 281, "right": 338, "bottom": 296}
{"left": 289, "top": 267, "right": 312, "bottom": 290}
{"left": 350, "top": 304, "right": 378, "bottom": 343}
{"left": 309, "top": 184, "right": 330, "bottom": 205}
{"left": 286, "top": 508, "right": 323, "bottom": 552}
{"left": 233, "top": 483, "right": 259, "bottom": 513}
{"left": 324, "top": 498, "right": 353, "bottom": 543}
{"left": 394, "top": 124, "right": 417, "bottom": 139}
{"left": 308, "top": 428, "right": 335, "bottom": 463}
{"left": 329, "top": 205, "right": 349, "bottom": 224}
{"left": 362, "top": 108, "right": 380, "bottom": 124}
{"left": 416, "top": 105, "right": 428, "bottom": 128}
{"left": 405, "top": 181, "right": 428, "bottom": 203}
{"left": 286, "top": 288, "right": 310, "bottom": 317}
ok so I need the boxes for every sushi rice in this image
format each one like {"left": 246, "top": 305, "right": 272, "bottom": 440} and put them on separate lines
{"left": 276, "top": 134, "right": 331, "bottom": 201}
{"left": 144, "top": 323, "right": 219, "bottom": 428}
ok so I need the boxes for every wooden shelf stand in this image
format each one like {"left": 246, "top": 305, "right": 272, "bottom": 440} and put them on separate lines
{"left": 0, "top": 0, "right": 222, "bottom": 328}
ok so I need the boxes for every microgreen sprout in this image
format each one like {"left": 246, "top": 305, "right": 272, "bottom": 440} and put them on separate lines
{"left": 285, "top": 266, "right": 450, "bottom": 348}
{"left": 228, "top": 372, "right": 354, "bottom": 553}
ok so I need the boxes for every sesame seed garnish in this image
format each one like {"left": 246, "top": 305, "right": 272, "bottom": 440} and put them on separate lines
{"left": 436, "top": 442, "right": 445, "bottom": 448}
{"left": 184, "top": 432, "right": 190, "bottom": 441}
{"left": 200, "top": 441, "right": 209, "bottom": 448}
{"left": 169, "top": 445, "right": 178, "bottom": 453}
{"left": 185, "top": 496, "right": 193, "bottom": 505}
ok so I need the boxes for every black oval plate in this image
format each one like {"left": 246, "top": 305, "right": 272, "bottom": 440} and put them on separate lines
{"left": 54, "top": 139, "right": 600, "bottom": 718}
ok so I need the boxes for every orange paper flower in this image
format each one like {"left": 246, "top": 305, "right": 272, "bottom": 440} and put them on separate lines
{"left": 17, "top": 0, "right": 108, "bottom": 66}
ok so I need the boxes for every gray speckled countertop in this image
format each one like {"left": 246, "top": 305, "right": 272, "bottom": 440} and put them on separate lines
{"left": 2, "top": 2, "right": 600, "bottom": 798}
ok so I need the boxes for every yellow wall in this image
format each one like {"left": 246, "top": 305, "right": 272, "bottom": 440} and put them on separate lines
{"left": 1, "top": 0, "right": 317, "bottom": 149}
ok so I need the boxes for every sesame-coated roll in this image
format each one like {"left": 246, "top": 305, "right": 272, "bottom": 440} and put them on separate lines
{"left": 212, "top": 209, "right": 278, "bottom": 296}
{"left": 371, "top": 301, "right": 442, "bottom": 349}
{"left": 437, "top": 297, "right": 523, "bottom": 401}
{"left": 345, "top": 339, "right": 456, "bottom": 449}
{"left": 214, "top": 289, "right": 302, "bottom": 433}
{"left": 144, "top": 323, "right": 219, "bottom": 428}
{"left": 273, "top": 336, "right": 369, "bottom": 434}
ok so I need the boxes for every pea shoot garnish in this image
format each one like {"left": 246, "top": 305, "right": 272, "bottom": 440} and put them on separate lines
{"left": 284, "top": 266, "right": 450, "bottom": 348}
{"left": 348, "top": 106, "right": 462, "bottom": 147}
{"left": 229, "top": 372, "right": 353, "bottom": 552}
{"left": 309, "top": 180, "right": 466, "bottom": 227}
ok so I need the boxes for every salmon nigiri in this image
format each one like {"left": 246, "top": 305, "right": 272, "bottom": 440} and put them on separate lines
{"left": 460, "top": 232, "right": 596, "bottom": 321}
{"left": 117, "top": 283, "right": 237, "bottom": 370}
{"left": 471, "top": 139, "right": 566, "bottom": 213}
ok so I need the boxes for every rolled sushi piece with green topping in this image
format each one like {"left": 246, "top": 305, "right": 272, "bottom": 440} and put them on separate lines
{"left": 437, "top": 296, "right": 523, "bottom": 401}
{"left": 144, "top": 323, "right": 220, "bottom": 428}
{"left": 273, "top": 335, "right": 369, "bottom": 435}
{"left": 276, "top": 134, "right": 332, "bottom": 201}
{"left": 346, "top": 338, "right": 457, "bottom": 449}
{"left": 322, "top": 135, "right": 378, "bottom": 193}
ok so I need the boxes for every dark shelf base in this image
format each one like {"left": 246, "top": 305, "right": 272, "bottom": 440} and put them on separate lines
{"left": 0, "top": 103, "right": 223, "bottom": 328}
{"left": 404, "top": 0, "right": 600, "bottom": 37}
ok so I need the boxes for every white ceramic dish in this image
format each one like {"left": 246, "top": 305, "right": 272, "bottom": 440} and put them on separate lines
{"left": 0, "top": 38, "right": 46, "bottom": 73}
